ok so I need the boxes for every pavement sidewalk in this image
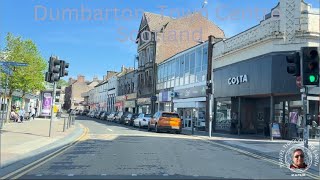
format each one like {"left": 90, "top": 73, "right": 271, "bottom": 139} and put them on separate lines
{"left": 0, "top": 115, "right": 81, "bottom": 168}
{"left": 182, "top": 129, "right": 320, "bottom": 174}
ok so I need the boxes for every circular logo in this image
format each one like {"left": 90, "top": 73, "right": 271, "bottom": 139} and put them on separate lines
{"left": 279, "top": 139, "right": 319, "bottom": 174}
{"left": 284, "top": 145, "right": 312, "bottom": 173}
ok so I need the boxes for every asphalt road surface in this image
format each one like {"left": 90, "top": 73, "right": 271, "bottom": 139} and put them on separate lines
{"left": 17, "top": 116, "right": 313, "bottom": 179}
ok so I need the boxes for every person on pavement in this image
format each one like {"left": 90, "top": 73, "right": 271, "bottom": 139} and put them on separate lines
{"left": 10, "top": 109, "right": 19, "bottom": 122}
{"left": 31, "top": 106, "right": 36, "bottom": 120}
{"left": 19, "top": 108, "right": 25, "bottom": 123}
{"left": 290, "top": 149, "right": 307, "bottom": 169}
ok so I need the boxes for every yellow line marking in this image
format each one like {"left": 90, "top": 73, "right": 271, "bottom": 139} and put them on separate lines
{"left": 201, "top": 138, "right": 320, "bottom": 179}
{"left": 1, "top": 125, "right": 89, "bottom": 179}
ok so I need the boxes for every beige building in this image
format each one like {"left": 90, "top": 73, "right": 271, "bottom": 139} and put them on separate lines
{"left": 136, "top": 12, "right": 225, "bottom": 114}
{"left": 64, "top": 75, "right": 100, "bottom": 110}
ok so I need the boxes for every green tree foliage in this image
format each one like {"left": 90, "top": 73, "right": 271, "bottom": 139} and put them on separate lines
{"left": 1, "top": 33, "right": 46, "bottom": 120}
{"left": 57, "top": 79, "right": 68, "bottom": 88}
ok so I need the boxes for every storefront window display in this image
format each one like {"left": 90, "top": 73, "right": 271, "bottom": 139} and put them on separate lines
{"left": 216, "top": 100, "right": 232, "bottom": 131}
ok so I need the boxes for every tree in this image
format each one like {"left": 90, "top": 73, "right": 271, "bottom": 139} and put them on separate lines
{"left": 57, "top": 79, "right": 68, "bottom": 88}
{"left": 1, "top": 33, "right": 46, "bottom": 122}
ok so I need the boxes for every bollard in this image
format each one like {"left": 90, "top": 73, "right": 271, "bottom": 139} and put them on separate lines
{"left": 67, "top": 116, "right": 70, "bottom": 129}
{"left": 63, "top": 117, "right": 66, "bottom": 132}
{"left": 72, "top": 115, "right": 75, "bottom": 125}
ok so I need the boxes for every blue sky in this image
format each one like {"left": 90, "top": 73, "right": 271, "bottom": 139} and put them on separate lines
{"left": 1, "top": 0, "right": 319, "bottom": 81}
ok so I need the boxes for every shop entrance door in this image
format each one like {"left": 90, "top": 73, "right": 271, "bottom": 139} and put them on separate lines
{"left": 183, "top": 109, "right": 193, "bottom": 129}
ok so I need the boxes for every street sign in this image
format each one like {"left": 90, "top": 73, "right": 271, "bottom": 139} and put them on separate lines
{"left": 150, "top": 96, "right": 157, "bottom": 101}
{"left": 308, "top": 87, "right": 320, "bottom": 95}
{"left": 307, "top": 96, "right": 320, "bottom": 101}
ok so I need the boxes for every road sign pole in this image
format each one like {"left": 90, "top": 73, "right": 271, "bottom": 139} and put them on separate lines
{"left": 302, "top": 86, "right": 308, "bottom": 148}
{"left": 3, "top": 75, "right": 8, "bottom": 124}
{"left": 49, "top": 82, "right": 56, "bottom": 137}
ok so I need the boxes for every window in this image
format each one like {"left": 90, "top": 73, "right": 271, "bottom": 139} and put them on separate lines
{"left": 131, "top": 82, "right": 134, "bottom": 93}
{"left": 185, "top": 53, "right": 190, "bottom": 84}
{"left": 146, "top": 47, "right": 150, "bottom": 63}
{"left": 145, "top": 71, "right": 149, "bottom": 85}
{"left": 190, "top": 51, "right": 195, "bottom": 84}
{"left": 202, "top": 47, "right": 208, "bottom": 71}
{"left": 149, "top": 46, "right": 154, "bottom": 62}
{"left": 175, "top": 59, "right": 180, "bottom": 86}
{"left": 196, "top": 48, "right": 202, "bottom": 73}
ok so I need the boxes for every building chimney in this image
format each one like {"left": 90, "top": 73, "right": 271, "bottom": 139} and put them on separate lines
{"left": 77, "top": 75, "right": 85, "bottom": 83}
{"left": 93, "top": 76, "right": 98, "bottom": 82}
{"left": 121, "top": 65, "right": 125, "bottom": 72}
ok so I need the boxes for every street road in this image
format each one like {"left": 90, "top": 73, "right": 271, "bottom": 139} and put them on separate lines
{"left": 16, "top": 116, "right": 312, "bottom": 179}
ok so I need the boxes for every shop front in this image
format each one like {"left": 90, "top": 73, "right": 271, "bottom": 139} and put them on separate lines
{"left": 158, "top": 90, "right": 173, "bottom": 112}
{"left": 137, "top": 98, "right": 151, "bottom": 114}
{"left": 124, "top": 93, "right": 137, "bottom": 113}
{"left": 173, "top": 85, "right": 206, "bottom": 131}
{"left": 212, "top": 52, "right": 312, "bottom": 139}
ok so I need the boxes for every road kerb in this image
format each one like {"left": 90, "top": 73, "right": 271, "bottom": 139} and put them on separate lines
{"left": 0, "top": 125, "right": 89, "bottom": 179}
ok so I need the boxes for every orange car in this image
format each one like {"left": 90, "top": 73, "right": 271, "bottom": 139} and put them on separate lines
{"left": 148, "top": 111, "right": 182, "bottom": 134}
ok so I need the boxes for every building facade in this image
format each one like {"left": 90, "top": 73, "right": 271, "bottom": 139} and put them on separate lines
{"left": 157, "top": 42, "right": 209, "bottom": 130}
{"left": 117, "top": 69, "right": 138, "bottom": 113}
{"left": 211, "top": 0, "right": 319, "bottom": 138}
{"left": 136, "top": 12, "right": 225, "bottom": 114}
{"left": 64, "top": 75, "right": 100, "bottom": 110}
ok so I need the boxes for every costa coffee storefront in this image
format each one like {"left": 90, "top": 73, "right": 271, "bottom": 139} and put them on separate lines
{"left": 212, "top": 52, "right": 317, "bottom": 139}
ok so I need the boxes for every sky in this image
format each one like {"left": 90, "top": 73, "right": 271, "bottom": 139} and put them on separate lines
{"left": 0, "top": 0, "right": 319, "bottom": 81}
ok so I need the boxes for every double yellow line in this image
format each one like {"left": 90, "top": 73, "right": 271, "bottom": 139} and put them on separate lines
{"left": 201, "top": 138, "right": 320, "bottom": 179}
{"left": 1, "top": 126, "right": 89, "bottom": 179}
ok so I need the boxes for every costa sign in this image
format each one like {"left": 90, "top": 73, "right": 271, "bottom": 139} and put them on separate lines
{"left": 228, "top": 75, "right": 248, "bottom": 85}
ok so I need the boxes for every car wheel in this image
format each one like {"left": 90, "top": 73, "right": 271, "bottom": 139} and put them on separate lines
{"left": 155, "top": 124, "right": 159, "bottom": 133}
{"left": 176, "top": 130, "right": 181, "bottom": 134}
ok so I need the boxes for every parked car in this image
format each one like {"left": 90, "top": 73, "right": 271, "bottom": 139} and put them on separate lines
{"left": 82, "top": 109, "right": 90, "bottom": 116}
{"left": 94, "top": 111, "right": 101, "bottom": 118}
{"left": 77, "top": 110, "right": 83, "bottom": 115}
{"left": 89, "top": 111, "right": 96, "bottom": 118}
{"left": 100, "top": 111, "right": 109, "bottom": 120}
{"left": 107, "top": 112, "right": 116, "bottom": 121}
{"left": 129, "top": 114, "right": 139, "bottom": 126}
{"left": 148, "top": 112, "right": 182, "bottom": 133}
{"left": 133, "top": 113, "right": 152, "bottom": 128}
{"left": 121, "top": 112, "right": 133, "bottom": 125}
{"left": 114, "top": 111, "right": 123, "bottom": 123}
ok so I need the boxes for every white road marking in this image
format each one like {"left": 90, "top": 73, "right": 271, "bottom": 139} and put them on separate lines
{"left": 163, "top": 174, "right": 169, "bottom": 176}
{"left": 68, "top": 174, "right": 74, "bottom": 176}
{"left": 35, "top": 174, "right": 42, "bottom": 177}
{"left": 101, "top": 174, "right": 107, "bottom": 176}
{"left": 132, "top": 174, "right": 137, "bottom": 176}
{"left": 107, "top": 128, "right": 113, "bottom": 132}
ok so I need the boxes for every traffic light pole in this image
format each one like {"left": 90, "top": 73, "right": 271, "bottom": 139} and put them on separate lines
{"left": 49, "top": 81, "right": 56, "bottom": 137}
{"left": 302, "top": 86, "right": 309, "bottom": 148}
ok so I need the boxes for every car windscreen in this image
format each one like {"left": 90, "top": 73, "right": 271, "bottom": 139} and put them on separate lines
{"left": 144, "top": 114, "right": 152, "bottom": 117}
{"left": 162, "top": 113, "right": 179, "bottom": 118}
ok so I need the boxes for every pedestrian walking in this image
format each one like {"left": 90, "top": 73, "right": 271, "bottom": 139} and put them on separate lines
{"left": 31, "top": 106, "right": 36, "bottom": 120}
{"left": 19, "top": 108, "right": 25, "bottom": 123}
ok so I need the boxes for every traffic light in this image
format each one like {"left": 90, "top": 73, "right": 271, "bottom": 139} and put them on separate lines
{"left": 45, "top": 56, "right": 60, "bottom": 82}
{"left": 301, "top": 47, "right": 319, "bottom": 86}
{"left": 59, "top": 60, "right": 69, "bottom": 77}
{"left": 286, "top": 52, "right": 300, "bottom": 76}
